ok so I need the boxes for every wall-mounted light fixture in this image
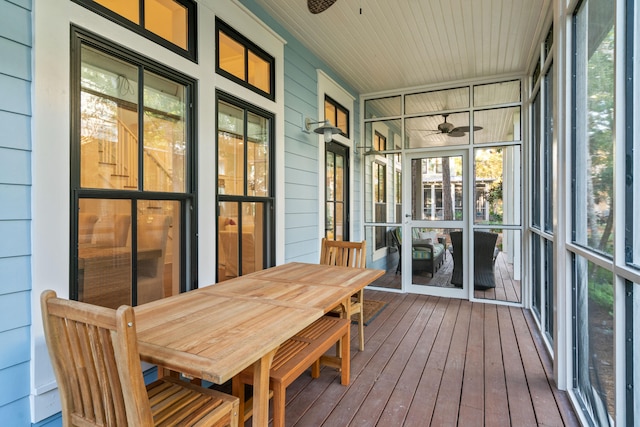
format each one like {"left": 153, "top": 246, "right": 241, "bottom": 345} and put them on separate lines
{"left": 303, "top": 118, "right": 341, "bottom": 143}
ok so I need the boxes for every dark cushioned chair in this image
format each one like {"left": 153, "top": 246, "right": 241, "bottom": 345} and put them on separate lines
{"left": 392, "top": 227, "right": 445, "bottom": 277}
{"left": 450, "top": 231, "right": 499, "bottom": 290}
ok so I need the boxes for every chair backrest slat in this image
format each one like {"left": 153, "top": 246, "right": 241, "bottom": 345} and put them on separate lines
{"left": 319, "top": 238, "right": 366, "bottom": 268}
{"left": 41, "top": 290, "right": 151, "bottom": 426}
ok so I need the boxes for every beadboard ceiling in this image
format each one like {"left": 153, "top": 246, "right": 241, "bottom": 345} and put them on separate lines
{"left": 253, "top": 0, "right": 551, "bottom": 94}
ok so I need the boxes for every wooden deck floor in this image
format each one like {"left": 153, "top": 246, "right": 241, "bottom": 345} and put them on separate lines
{"left": 375, "top": 251, "right": 522, "bottom": 304}
{"left": 244, "top": 289, "right": 579, "bottom": 426}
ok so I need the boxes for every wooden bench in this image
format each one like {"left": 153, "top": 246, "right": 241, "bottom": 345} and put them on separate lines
{"left": 232, "top": 315, "right": 350, "bottom": 427}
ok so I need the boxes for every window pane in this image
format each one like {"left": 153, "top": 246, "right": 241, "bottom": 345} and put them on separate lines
{"left": 365, "top": 95, "right": 401, "bottom": 119}
{"left": 94, "top": 0, "right": 139, "bottom": 23}
{"left": 405, "top": 87, "right": 469, "bottom": 114}
{"left": 573, "top": 2, "right": 614, "bottom": 256}
{"left": 544, "top": 238, "right": 554, "bottom": 342}
{"left": 412, "top": 156, "right": 463, "bottom": 221}
{"left": 532, "top": 235, "right": 541, "bottom": 318}
{"left": 406, "top": 112, "right": 470, "bottom": 148}
{"left": 473, "top": 80, "right": 520, "bottom": 107}
{"left": 78, "top": 199, "right": 132, "bottom": 308}
{"left": 247, "top": 51, "right": 270, "bottom": 94}
{"left": 474, "top": 146, "right": 521, "bottom": 226}
{"left": 473, "top": 106, "right": 521, "bottom": 144}
{"left": 336, "top": 109, "right": 348, "bottom": 134}
{"left": 544, "top": 64, "right": 554, "bottom": 233}
{"left": 219, "top": 31, "right": 245, "bottom": 80}
{"left": 325, "top": 101, "right": 336, "bottom": 127}
{"left": 365, "top": 154, "right": 399, "bottom": 223}
{"left": 573, "top": 255, "right": 615, "bottom": 424}
{"left": 218, "top": 201, "right": 265, "bottom": 280}
{"left": 143, "top": 70, "right": 187, "bottom": 192}
{"left": 365, "top": 120, "right": 401, "bottom": 151}
{"left": 80, "top": 46, "right": 139, "bottom": 190}
{"left": 136, "top": 200, "right": 180, "bottom": 304}
{"left": 247, "top": 112, "right": 269, "bottom": 197}
{"left": 532, "top": 93, "right": 542, "bottom": 228}
{"left": 218, "top": 101, "right": 245, "bottom": 195}
{"left": 145, "top": 0, "right": 188, "bottom": 49}
{"left": 473, "top": 228, "right": 522, "bottom": 304}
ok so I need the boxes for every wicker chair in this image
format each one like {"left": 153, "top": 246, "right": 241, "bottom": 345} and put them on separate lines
{"left": 450, "top": 231, "right": 499, "bottom": 290}
{"left": 41, "top": 290, "right": 239, "bottom": 426}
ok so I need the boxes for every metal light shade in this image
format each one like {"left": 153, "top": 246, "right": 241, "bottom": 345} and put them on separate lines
{"left": 313, "top": 121, "right": 341, "bottom": 142}
{"left": 305, "top": 118, "right": 341, "bottom": 142}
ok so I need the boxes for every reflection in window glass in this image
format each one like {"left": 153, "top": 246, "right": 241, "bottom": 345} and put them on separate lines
{"left": 247, "top": 112, "right": 270, "bottom": 197}
{"left": 364, "top": 154, "right": 400, "bottom": 224}
{"left": 405, "top": 112, "right": 470, "bottom": 148}
{"left": 573, "top": 255, "right": 614, "bottom": 424}
{"left": 80, "top": 46, "right": 139, "bottom": 190}
{"left": 573, "top": 2, "right": 614, "bottom": 256}
{"left": 218, "top": 101, "right": 245, "bottom": 196}
{"left": 136, "top": 200, "right": 180, "bottom": 305}
{"left": 405, "top": 87, "right": 469, "bottom": 114}
{"left": 77, "top": 199, "right": 181, "bottom": 307}
{"left": 473, "top": 80, "right": 520, "bottom": 107}
{"left": 218, "top": 201, "right": 265, "bottom": 280}
{"left": 474, "top": 146, "right": 521, "bottom": 226}
{"left": 325, "top": 142, "right": 348, "bottom": 241}
{"left": 365, "top": 120, "right": 401, "bottom": 151}
{"left": 143, "top": 70, "right": 187, "bottom": 192}
{"left": 364, "top": 96, "right": 401, "bottom": 119}
{"left": 473, "top": 107, "right": 521, "bottom": 144}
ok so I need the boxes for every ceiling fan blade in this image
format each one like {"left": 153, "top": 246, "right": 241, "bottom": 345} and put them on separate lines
{"left": 308, "top": 0, "right": 338, "bottom": 14}
{"left": 452, "top": 125, "right": 483, "bottom": 132}
{"left": 447, "top": 130, "right": 466, "bottom": 137}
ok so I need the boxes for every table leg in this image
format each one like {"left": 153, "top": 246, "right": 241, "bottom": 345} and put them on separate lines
{"left": 252, "top": 348, "right": 277, "bottom": 427}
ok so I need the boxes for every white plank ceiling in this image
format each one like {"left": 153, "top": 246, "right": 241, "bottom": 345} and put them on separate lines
{"left": 252, "top": 0, "right": 551, "bottom": 94}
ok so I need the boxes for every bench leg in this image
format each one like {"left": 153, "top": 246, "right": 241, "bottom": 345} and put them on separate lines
{"left": 272, "top": 381, "right": 286, "bottom": 427}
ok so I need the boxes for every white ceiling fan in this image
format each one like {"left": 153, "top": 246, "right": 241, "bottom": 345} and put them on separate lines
{"left": 307, "top": 0, "right": 338, "bottom": 14}
{"left": 420, "top": 114, "right": 483, "bottom": 138}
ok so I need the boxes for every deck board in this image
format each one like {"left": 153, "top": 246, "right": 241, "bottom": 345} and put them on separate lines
{"left": 236, "top": 288, "right": 579, "bottom": 426}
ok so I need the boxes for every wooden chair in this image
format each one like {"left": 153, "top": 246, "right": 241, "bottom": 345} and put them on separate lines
{"left": 319, "top": 238, "right": 367, "bottom": 351}
{"left": 41, "top": 290, "right": 239, "bottom": 427}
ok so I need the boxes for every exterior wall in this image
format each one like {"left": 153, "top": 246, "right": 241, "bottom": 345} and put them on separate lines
{"left": 239, "top": 0, "right": 362, "bottom": 263}
{"left": 0, "top": 0, "right": 33, "bottom": 425}
{"left": 23, "top": 0, "right": 360, "bottom": 424}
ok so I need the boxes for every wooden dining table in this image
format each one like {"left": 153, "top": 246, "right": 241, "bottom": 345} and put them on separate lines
{"left": 133, "top": 262, "right": 384, "bottom": 426}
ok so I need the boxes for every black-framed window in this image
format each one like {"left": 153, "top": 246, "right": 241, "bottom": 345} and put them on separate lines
{"left": 216, "top": 18, "right": 275, "bottom": 100}
{"left": 72, "top": 0, "right": 197, "bottom": 61}
{"left": 325, "top": 141, "right": 350, "bottom": 241}
{"left": 373, "top": 131, "right": 386, "bottom": 151}
{"left": 70, "top": 27, "right": 197, "bottom": 308}
{"left": 216, "top": 92, "right": 275, "bottom": 281}
{"left": 324, "top": 95, "right": 349, "bottom": 137}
